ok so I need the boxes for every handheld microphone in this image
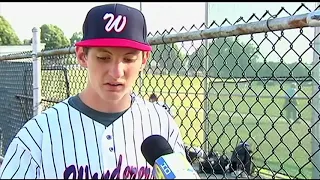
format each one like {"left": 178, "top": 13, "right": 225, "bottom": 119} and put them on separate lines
{"left": 141, "top": 135, "right": 200, "bottom": 179}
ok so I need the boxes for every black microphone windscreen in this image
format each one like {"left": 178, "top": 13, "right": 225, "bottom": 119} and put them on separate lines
{"left": 141, "top": 135, "right": 174, "bottom": 166}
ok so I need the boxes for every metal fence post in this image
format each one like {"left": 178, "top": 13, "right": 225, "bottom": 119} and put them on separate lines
{"left": 32, "top": 27, "right": 42, "bottom": 116}
{"left": 312, "top": 3, "right": 320, "bottom": 179}
{"left": 203, "top": 2, "right": 210, "bottom": 153}
{"left": 139, "top": 2, "right": 144, "bottom": 96}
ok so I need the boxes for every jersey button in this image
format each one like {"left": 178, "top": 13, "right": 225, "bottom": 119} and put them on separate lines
{"left": 106, "top": 135, "right": 112, "bottom": 140}
{"left": 109, "top": 147, "right": 114, "bottom": 152}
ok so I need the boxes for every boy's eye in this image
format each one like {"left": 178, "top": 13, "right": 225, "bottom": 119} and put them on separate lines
{"left": 97, "top": 56, "right": 110, "bottom": 61}
{"left": 124, "top": 58, "right": 136, "bottom": 63}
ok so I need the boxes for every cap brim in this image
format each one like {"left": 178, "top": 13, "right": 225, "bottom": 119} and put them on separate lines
{"left": 75, "top": 38, "right": 152, "bottom": 51}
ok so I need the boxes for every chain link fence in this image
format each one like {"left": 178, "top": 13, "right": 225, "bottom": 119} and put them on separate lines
{"left": 0, "top": 3, "right": 320, "bottom": 179}
{"left": 0, "top": 51, "right": 33, "bottom": 158}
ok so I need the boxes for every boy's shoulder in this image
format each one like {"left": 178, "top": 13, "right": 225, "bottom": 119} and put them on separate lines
{"left": 24, "top": 97, "right": 73, "bottom": 128}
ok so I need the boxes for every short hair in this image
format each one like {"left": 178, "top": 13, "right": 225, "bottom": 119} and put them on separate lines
{"left": 149, "top": 93, "right": 158, "bottom": 101}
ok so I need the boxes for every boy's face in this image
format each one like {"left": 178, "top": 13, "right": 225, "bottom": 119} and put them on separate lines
{"left": 76, "top": 46, "right": 150, "bottom": 102}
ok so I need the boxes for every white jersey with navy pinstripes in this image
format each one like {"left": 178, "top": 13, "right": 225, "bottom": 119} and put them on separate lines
{"left": 0, "top": 94, "right": 186, "bottom": 179}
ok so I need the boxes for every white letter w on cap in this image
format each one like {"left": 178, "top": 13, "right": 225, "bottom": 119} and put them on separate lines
{"left": 103, "top": 13, "right": 127, "bottom": 33}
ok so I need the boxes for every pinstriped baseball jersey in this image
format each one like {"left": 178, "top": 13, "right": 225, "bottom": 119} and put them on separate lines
{"left": 0, "top": 93, "right": 186, "bottom": 179}
{"left": 155, "top": 101, "right": 174, "bottom": 117}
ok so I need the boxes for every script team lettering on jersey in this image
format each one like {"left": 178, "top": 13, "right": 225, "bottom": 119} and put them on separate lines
{"left": 64, "top": 155, "right": 153, "bottom": 179}
{"left": 0, "top": 94, "right": 186, "bottom": 179}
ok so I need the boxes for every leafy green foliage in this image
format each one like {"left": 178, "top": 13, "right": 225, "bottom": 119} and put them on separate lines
{"left": 0, "top": 16, "right": 21, "bottom": 45}
{"left": 40, "top": 24, "right": 70, "bottom": 49}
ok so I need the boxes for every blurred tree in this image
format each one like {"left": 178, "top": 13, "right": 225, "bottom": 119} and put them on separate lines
{"left": 40, "top": 24, "right": 70, "bottom": 49}
{"left": 70, "top": 32, "right": 83, "bottom": 45}
{"left": 0, "top": 16, "right": 21, "bottom": 45}
{"left": 150, "top": 43, "right": 183, "bottom": 74}
{"left": 188, "top": 37, "right": 260, "bottom": 78}
{"left": 23, "top": 39, "right": 31, "bottom": 45}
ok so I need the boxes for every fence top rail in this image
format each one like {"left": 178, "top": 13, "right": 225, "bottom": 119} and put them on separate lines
{"left": 0, "top": 10, "right": 319, "bottom": 61}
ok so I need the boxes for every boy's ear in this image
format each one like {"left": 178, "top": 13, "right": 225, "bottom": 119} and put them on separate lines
{"left": 75, "top": 46, "right": 88, "bottom": 68}
{"left": 141, "top": 51, "right": 150, "bottom": 70}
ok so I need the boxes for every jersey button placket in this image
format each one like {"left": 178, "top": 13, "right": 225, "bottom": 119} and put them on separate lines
{"left": 101, "top": 129, "right": 116, "bottom": 170}
{"left": 106, "top": 135, "right": 114, "bottom": 152}
{"left": 106, "top": 135, "right": 112, "bottom": 140}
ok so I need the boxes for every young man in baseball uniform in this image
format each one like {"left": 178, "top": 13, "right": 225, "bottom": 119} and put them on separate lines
{"left": 0, "top": 3, "right": 186, "bottom": 179}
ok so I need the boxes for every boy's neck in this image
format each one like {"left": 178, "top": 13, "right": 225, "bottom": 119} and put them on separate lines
{"left": 78, "top": 87, "right": 132, "bottom": 113}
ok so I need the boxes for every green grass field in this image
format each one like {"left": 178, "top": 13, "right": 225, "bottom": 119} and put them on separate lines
{"left": 41, "top": 69, "right": 315, "bottom": 179}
